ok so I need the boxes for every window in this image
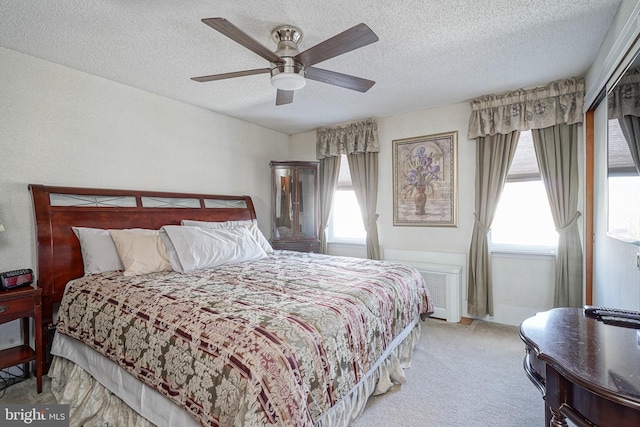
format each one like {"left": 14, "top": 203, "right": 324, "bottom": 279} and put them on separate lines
{"left": 489, "top": 131, "right": 558, "bottom": 252}
{"left": 328, "top": 155, "right": 366, "bottom": 243}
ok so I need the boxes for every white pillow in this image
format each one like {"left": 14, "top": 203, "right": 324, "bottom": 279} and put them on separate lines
{"left": 161, "top": 225, "right": 267, "bottom": 273}
{"left": 72, "top": 227, "right": 124, "bottom": 275}
{"left": 181, "top": 219, "right": 273, "bottom": 253}
{"left": 159, "top": 228, "right": 184, "bottom": 273}
{"left": 108, "top": 229, "right": 172, "bottom": 276}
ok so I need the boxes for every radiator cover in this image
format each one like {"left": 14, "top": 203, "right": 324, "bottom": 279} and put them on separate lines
{"left": 384, "top": 250, "right": 463, "bottom": 322}
{"left": 414, "top": 264, "right": 461, "bottom": 322}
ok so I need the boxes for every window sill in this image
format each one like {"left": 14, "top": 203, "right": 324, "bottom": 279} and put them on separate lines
{"left": 327, "top": 240, "right": 366, "bottom": 247}
{"left": 490, "top": 246, "right": 556, "bottom": 261}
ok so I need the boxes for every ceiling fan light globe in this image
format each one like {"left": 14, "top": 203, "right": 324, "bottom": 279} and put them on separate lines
{"left": 271, "top": 73, "right": 306, "bottom": 91}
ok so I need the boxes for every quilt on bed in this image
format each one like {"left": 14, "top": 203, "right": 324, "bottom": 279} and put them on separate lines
{"left": 56, "top": 251, "right": 433, "bottom": 427}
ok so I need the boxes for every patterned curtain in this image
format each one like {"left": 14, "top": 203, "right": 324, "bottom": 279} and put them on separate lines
{"left": 316, "top": 119, "right": 380, "bottom": 159}
{"left": 608, "top": 67, "right": 640, "bottom": 173}
{"left": 608, "top": 67, "right": 640, "bottom": 119}
{"left": 468, "top": 78, "right": 584, "bottom": 139}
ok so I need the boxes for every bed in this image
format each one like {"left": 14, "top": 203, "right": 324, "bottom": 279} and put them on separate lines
{"left": 30, "top": 184, "right": 433, "bottom": 427}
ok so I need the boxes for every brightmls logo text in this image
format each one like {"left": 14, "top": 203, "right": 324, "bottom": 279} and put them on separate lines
{"left": 1, "top": 405, "right": 69, "bottom": 426}
{"left": 5, "top": 407, "right": 46, "bottom": 423}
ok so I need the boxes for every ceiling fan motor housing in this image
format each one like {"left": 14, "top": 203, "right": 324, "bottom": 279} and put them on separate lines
{"left": 270, "top": 25, "right": 306, "bottom": 90}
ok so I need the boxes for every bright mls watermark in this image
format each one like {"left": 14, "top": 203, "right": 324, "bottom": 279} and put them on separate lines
{"left": 1, "top": 404, "right": 69, "bottom": 426}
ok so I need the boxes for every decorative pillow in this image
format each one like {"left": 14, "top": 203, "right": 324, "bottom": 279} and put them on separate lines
{"left": 161, "top": 225, "right": 267, "bottom": 273}
{"left": 72, "top": 227, "right": 124, "bottom": 275}
{"left": 108, "top": 229, "right": 172, "bottom": 276}
{"left": 181, "top": 219, "right": 273, "bottom": 253}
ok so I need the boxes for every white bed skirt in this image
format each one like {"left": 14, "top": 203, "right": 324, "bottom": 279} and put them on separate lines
{"left": 49, "top": 320, "right": 422, "bottom": 427}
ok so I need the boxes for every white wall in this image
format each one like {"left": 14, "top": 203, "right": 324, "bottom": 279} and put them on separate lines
{"left": 290, "top": 131, "right": 316, "bottom": 160}
{"left": 587, "top": 1, "right": 640, "bottom": 310}
{"left": 0, "top": 47, "right": 291, "bottom": 348}
{"left": 377, "top": 105, "right": 474, "bottom": 253}
{"left": 291, "top": 103, "right": 557, "bottom": 325}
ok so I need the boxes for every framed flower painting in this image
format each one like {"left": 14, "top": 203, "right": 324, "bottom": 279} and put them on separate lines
{"left": 392, "top": 131, "right": 458, "bottom": 226}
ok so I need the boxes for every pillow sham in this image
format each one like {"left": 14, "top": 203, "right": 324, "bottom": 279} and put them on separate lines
{"left": 161, "top": 225, "right": 267, "bottom": 273}
{"left": 180, "top": 219, "right": 273, "bottom": 253}
{"left": 72, "top": 227, "right": 124, "bottom": 275}
{"left": 108, "top": 229, "right": 172, "bottom": 276}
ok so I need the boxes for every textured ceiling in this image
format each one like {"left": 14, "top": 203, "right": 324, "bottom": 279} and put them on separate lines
{"left": 0, "top": 0, "right": 623, "bottom": 135}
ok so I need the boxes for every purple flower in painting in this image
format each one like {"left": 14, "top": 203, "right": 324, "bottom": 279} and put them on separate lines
{"left": 407, "top": 169, "right": 420, "bottom": 185}
{"left": 406, "top": 149, "right": 441, "bottom": 188}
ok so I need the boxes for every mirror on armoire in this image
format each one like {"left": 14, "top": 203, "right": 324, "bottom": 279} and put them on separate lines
{"left": 274, "top": 167, "right": 294, "bottom": 237}
{"left": 607, "top": 51, "right": 640, "bottom": 245}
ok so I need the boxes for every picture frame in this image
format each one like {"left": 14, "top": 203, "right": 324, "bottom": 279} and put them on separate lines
{"left": 392, "top": 131, "right": 458, "bottom": 227}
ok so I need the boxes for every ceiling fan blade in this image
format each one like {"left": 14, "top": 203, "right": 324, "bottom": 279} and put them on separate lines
{"left": 305, "top": 67, "right": 375, "bottom": 92}
{"left": 294, "top": 23, "right": 378, "bottom": 67}
{"left": 202, "top": 18, "right": 282, "bottom": 63}
{"left": 276, "top": 89, "right": 294, "bottom": 105}
{"left": 191, "top": 68, "right": 270, "bottom": 82}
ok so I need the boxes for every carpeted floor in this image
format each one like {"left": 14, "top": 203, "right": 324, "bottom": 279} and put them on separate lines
{"left": 356, "top": 318, "right": 545, "bottom": 426}
{"left": 0, "top": 318, "right": 545, "bottom": 426}
{"left": 0, "top": 374, "right": 54, "bottom": 404}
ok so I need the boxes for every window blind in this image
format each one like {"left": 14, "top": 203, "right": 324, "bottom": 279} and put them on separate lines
{"left": 337, "top": 155, "right": 353, "bottom": 188}
{"left": 508, "top": 131, "right": 541, "bottom": 181}
{"left": 608, "top": 119, "right": 638, "bottom": 175}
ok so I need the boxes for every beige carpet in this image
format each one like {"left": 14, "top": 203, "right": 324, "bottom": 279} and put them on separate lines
{"left": 0, "top": 374, "right": 55, "bottom": 404}
{"left": 356, "top": 318, "right": 545, "bottom": 426}
{"left": 0, "top": 318, "right": 545, "bottom": 426}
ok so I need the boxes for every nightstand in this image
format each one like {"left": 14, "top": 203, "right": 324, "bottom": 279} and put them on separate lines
{"left": 0, "top": 286, "right": 43, "bottom": 393}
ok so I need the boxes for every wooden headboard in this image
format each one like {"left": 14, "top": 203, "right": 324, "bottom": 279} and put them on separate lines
{"left": 29, "top": 184, "right": 257, "bottom": 330}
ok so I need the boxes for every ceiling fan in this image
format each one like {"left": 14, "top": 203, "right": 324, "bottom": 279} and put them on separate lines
{"left": 191, "top": 18, "right": 379, "bottom": 106}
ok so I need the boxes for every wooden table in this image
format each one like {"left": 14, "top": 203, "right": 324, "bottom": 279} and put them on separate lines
{"left": 520, "top": 308, "right": 640, "bottom": 426}
{"left": 0, "top": 286, "right": 43, "bottom": 393}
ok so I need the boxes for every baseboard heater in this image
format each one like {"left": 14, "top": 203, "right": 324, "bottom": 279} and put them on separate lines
{"left": 384, "top": 250, "right": 463, "bottom": 322}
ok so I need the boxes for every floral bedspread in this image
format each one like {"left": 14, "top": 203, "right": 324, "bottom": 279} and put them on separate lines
{"left": 57, "top": 251, "right": 433, "bottom": 426}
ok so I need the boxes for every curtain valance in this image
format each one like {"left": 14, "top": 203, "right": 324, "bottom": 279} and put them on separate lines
{"left": 316, "top": 119, "right": 379, "bottom": 159}
{"left": 468, "top": 78, "right": 584, "bottom": 139}
{"left": 608, "top": 67, "right": 640, "bottom": 119}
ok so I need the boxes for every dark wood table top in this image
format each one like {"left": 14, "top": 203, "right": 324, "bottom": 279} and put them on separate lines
{"left": 520, "top": 307, "right": 640, "bottom": 409}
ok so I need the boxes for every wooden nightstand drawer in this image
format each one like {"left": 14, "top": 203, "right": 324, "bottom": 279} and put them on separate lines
{"left": 0, "top": 294, "right": 37, "bottom": 321}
